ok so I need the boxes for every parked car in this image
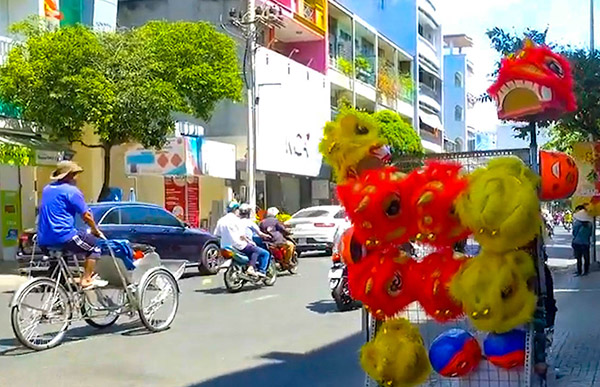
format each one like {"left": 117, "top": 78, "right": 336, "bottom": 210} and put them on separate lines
{"left": 17, "top": 202, "right": 223, "bottom": 275}
{"left": 285, "top": 205, "right": 350, "bottom": 256}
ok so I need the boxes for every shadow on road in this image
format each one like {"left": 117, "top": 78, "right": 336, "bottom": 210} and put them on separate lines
{"left": 305, "top": 299, "right": 339, "bottom": 314}
{"left": 186, "top": 333, "right": 364, "bottom": 387}
{"left": 0, "top": 320, "right": 144, "bottom": 356}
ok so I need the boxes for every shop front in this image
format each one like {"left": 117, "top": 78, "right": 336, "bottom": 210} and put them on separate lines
{"left": 0, "top": 120, "right": 73, "bottom": 262}
{"left": 124, "top": 132, "right": 236, "bottom": 231}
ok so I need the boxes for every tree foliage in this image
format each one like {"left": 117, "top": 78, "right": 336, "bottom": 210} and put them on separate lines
{"left": 374, "top": 110, "right": 424, "bottom": 159}
{"left": 0, "top": 19, "right": 242, "bottom": 198}
{"left": 0, "top": 143, "right": 33, "bottom": 165}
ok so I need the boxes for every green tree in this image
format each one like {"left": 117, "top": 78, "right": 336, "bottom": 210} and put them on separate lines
{"left": 0, "top": 19, "right": 242, "bottom": 199}
{"left": 374, "top": 110, "right": 424, "bottom": 160}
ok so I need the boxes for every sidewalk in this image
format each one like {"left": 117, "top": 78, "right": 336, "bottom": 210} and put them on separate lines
{"left": 0, "top": 260, "right": 26, "bottom": 293}
{"left": 548, "top": 263, "right": 600, "bottom": 386}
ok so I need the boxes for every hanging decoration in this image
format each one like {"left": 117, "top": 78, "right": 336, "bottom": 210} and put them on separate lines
{"left": 487, "top": 40, "right": 576, "bottom": 121}
{"left": 428, "top": 329, "right": 481, "bottom": 377}
{"left": 360, "top": 318, "right": 432, "bottom": 387}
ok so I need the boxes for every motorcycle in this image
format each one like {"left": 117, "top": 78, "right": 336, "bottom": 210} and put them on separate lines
{"left": 266, "top": 239, "right": 299, "bottom": 275}
{"left": 220, "top": 248, "right": 277, "bottom": 293}
{"left": 328, "top": 225, "right": 360, "bottom": 312}
{"left": 328, "top": 258, "right": 357, "bottom": 312}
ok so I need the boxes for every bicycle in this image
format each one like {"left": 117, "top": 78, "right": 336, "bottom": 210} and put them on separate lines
{"left": 9, "top": 242, "right": 181, "bottom": 351}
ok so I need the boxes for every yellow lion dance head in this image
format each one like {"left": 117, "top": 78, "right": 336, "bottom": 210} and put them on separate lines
{"left": 360, "top": 318, "right": 431, "bottom": 387}
{"left": 456, "top": 156, "right": 541, "bottom": 252}
{"left": 450, "top": 250, "right": 537, "bottom": 333}
{"left": 319, "top": 109, "right": 386, "bottom": 182}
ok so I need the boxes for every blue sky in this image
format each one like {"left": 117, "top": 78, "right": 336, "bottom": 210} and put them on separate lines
{"left": 438, "top": 0, "right": 593, "bottom": 133}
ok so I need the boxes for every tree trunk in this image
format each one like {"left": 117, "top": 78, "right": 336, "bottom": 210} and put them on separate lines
{"left": 98, "top": 143, "right": 112, "bottom": 202}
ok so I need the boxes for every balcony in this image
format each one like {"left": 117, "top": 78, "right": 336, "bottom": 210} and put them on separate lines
{"left": 419, "top": 83, "right": 441, "bottom": 112}
{"left": 0, "top": 36, "right": 12, "bottom": 66}
{"left": 294, "top": 0, "right": 327, "bottom": 35}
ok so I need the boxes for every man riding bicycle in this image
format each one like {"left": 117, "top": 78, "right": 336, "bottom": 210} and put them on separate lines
{"left": 37, "top": 161, "right": 107, "bottom": 289}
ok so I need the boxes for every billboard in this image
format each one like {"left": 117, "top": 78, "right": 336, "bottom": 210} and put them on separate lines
{"left": 572, "top": 142, "right": 600, "bottom": 215}
{"left": 254, "top": 47, "right": 329, "bottom": 177}
{"left": 124, "top": 136, "right": 202, "bottom": 176}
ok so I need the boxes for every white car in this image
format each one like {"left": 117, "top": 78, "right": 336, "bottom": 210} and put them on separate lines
{"left": 285, "top": 205, "right": 350, "bottom": 255}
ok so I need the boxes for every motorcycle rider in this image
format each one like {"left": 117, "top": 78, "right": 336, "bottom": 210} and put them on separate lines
{"left": 214, "top": 201, "right": 269, "bottom": 277}
{"left": 238, "top": 203, "right": 272, "bottom": 271}
{"left": 259, "top": 207, "right": 294, "bottom": 264}
{"left": 37, "top": 161, "right": 107, "bottom": 289}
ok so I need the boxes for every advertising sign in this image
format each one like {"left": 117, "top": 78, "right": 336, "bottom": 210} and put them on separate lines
{"left": 255, "top": 47, "right": 328, "bottom": 177}
{"left": 1, "top": 191, "right": 20, "bottom": 247}
{"left": 201, "top": 140, "right": 236, "bottom": 179}
{"left": 164, "top": 176, "right": 200, "bottom": 228}
{"left": 125, "top": 136, "right": 202, "bottom": 176}
{"left": 572, "top": 142, "right": 600, "bottom": 215}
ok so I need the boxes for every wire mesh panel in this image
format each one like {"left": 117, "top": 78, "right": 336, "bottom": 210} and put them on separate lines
{"left": 364, "top": 149, "right": 541, "bottom": 387}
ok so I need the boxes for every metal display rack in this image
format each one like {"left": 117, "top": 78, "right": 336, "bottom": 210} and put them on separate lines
{"left": 363, "top": 148, "right": 546, "bottom": 387}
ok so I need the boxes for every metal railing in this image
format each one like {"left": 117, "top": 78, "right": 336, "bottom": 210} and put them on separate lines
{"left": 419, "top": 83, "right": 441, "bottom": 103}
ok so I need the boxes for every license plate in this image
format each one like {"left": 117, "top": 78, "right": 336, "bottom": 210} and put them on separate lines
{"left": 328, "top": 269, "right": 343, "bottom": 280}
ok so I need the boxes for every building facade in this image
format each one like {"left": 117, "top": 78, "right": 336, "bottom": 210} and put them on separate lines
{"left": 118, "top": 0, "right": 331, "bottom": 215}
{"left": 331, "top": 0, "right": 444, "bottom": 153}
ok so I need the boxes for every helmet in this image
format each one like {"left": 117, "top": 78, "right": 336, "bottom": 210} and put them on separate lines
{"left": 267, "top": 207, "right": 280, "bottom": 217}
{"left": 227, "top": 201, "right": 240, "bottom": 213}
{"left": 239, "top": 203, "right": 252, "bottom": 217}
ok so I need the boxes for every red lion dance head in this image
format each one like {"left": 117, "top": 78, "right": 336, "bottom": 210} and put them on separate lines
{"left": 488, "top": 40, "right": 576, "bottom": 121}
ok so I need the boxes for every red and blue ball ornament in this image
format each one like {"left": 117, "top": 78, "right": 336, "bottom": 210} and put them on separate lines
{"left": 483, "top": 329, "right": 527, "bottom": 369}
{"left": 429, "top": 329, "right": 482, "bottom": 377}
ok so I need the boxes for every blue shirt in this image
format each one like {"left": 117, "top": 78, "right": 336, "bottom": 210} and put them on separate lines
{"left": 38, "top": 182, "right": 89, "bottom": 246}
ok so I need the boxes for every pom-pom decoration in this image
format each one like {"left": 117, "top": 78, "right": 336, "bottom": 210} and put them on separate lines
{"left": 416, "top": 248, "right": 467, "bottom": 322}
{"left": 450, "top": 251, "right": 537, "bottom": 333}
{"left": 406, "top": 160, "right": 470, "bottom": 247}
{"left": 361, "top": 318, "right": 432, "bottom": 387}
{"left": 539, "top": 150, "right": 579, "bottom": 201}
{"left": 456, "top": 157, "right": 541, "bottom": 253}
{"left": 483, "top": 329, "right": 527, "bottom": 369}
{"left": 337, "top": 166, "right": 416, "bottom": 248}
{"left": 336, "top": 226, "right": 367, "bottom": 267}
{"left": 319, "top": 109, "right": 387, "bottom": 182}
{"left": 347, "top": 248, "right": 418, "bottom": 319}
{"left": 429, "top": 329, "right": 482, "bottom": 377}
{"left": 487, "top": 40, "right": 576, "bottom": 121}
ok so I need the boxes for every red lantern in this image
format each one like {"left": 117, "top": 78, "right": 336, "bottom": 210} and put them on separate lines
{"left": 539, "top": 150, "right": 578, "bottom": 201}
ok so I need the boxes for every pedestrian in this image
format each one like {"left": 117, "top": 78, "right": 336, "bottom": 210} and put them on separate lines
{"left": 572, "top": 204, "right": 593, "bottom": 276}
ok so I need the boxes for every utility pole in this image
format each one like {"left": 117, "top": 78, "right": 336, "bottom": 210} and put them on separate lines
{"left": 224, "top": 2, "right": 284, "bottom": 216}
{"left": 247, "top": 0, "right": 258, "bottom": 216}
{"left": 592, "top": 0, "right": 596, "bottom": 51}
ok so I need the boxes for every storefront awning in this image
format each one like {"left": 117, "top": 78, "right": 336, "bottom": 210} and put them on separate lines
{"left": 0, "top": 132, "right": 73, "bottom": 166}
{"left": 419, "top": 112, "right": 443, "bottom": 130}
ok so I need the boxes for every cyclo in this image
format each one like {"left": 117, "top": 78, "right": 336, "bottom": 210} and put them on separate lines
{"left": 9, "top": 239, "right": 181, "bottom": 351}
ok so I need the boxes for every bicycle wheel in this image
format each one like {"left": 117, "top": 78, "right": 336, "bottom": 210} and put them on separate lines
{"left": 11, "top": 278, "right": 71, "bottom": 351}
{"left": 83, "top": 288, "right": 125, "bottom": 329}
{"left": 138, "top": 269, "right": 179, "bottom": 332}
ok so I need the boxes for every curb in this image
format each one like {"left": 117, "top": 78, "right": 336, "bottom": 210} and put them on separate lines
{"left": 0, "top": 274, "right": 27, "bottom": 292}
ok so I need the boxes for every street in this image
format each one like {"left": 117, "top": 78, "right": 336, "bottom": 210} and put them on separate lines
{"left": 0, "top": 255, "right": 365, "bottom": 387}
{"left": 0, "top": 228, "right": 598, "bottom": 387}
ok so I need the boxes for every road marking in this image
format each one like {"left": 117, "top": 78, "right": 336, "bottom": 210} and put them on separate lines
{"left": 244, "top": 295, "right": 278, "bottom": 303}
{"left": 202, "top": 279, "right": 212, "bottom": 285}
{"left": 555, "top": 288, "right": 600, "bottom": 293}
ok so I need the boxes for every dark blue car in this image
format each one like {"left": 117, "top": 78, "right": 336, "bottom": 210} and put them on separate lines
{"left": 18, "top": 202, "right": 223, "bottom": 275}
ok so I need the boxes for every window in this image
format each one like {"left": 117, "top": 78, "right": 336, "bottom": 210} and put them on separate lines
{"left": 454, "top": 72, "right": 463, "bottom": 87}
{"left": 334, "top": 210, "right": 347, "bottom": 219}
{"left": 101, "top": 209, "right": 121, "bottom": 225}
{"left": 454, "top": 105, "right": 463, "bottom": 122}
{"left": 121, "top": 206, "right": 182, "bottom": 227}
{"left": 292, "top": 209, "right": 330, "bottom": 219}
